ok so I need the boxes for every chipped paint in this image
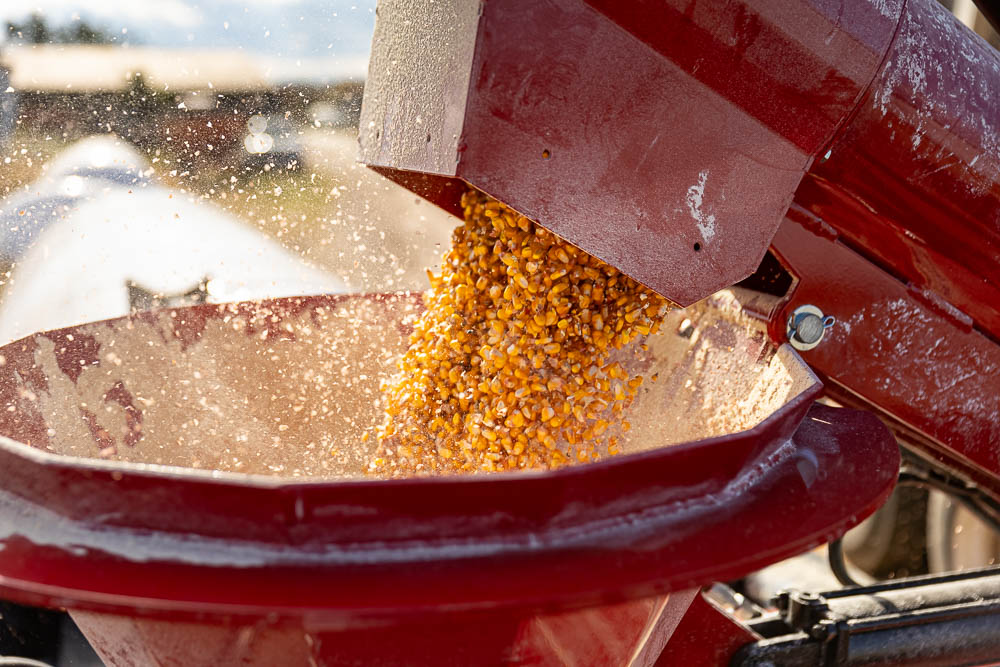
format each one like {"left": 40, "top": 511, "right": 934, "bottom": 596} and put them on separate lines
{"left": 685, "top": 170, "right": 716, "bottom": 243}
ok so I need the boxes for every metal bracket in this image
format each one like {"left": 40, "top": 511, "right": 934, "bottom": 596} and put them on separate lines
{"left": 737, "top": 566, "right": 1000, "bottom": 665}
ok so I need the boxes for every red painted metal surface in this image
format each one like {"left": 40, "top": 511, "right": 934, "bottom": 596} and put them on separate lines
{"left": 584, "top": 0, "right": 898, "bottom": 154}
{"left": 805, "top": 0, "right": 1000, "bottom": 342}
{"left": 0, "top": 297, "right": 897, "bottom": 664}
{"left": 361, "top": 0, "right": 1000, "bottom": 364}
{"left": 758, "top": 0, "right": 1000, "bottom": 496}
{"left": 72, "top": 590, "right": 698, "bottom": 667}
{"left": 359, "top": 0, "right": 902, "bottom": 306}
{"left": 509, "top": 589, "right": 698, "bottom": 666}
{"left": 0, "top": 0, "right": 989, "bottom": 660}
{"left": 769, "top": 208, "right": 1000, "bottom": 498}
{"left": 0, "top": 402, "right": 895, "bottom": 664}
{"left": 655, "top": 590, "right": 759, "bottom": 666}
{"left": 353, "top": 0, "right": 1000, "bottom": 660}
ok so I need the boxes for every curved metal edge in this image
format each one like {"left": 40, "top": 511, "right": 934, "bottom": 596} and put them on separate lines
{"left": 0, "top": 290, "right": 824, "bottom": 541}
{"left": 0, "top": 403, "right": 898, "bottom": 623}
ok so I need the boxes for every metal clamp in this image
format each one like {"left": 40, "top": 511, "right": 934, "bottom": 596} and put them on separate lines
{"left": 786, "top": 305, "right": 835, "bottom": 351}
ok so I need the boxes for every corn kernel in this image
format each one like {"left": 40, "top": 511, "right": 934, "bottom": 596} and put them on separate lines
{"left": 370, "top": 189, "right": 671, "bottom": 475}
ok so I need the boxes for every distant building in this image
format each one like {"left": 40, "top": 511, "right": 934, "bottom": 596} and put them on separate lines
{"left": 0, "top": 45, "right": 365, "bottom": 157}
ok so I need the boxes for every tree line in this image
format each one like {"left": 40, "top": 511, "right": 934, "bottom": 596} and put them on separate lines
{"left": 6, "top": 14, "right": 123, "bottom": 45}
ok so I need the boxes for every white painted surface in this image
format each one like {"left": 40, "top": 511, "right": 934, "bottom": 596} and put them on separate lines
{"left": 0, "top": 186, "right": 345, "bottom": 343}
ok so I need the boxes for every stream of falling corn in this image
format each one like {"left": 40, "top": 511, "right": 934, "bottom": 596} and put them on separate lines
{"left": 369, "top": 189, "right": 672, "bottom": 474}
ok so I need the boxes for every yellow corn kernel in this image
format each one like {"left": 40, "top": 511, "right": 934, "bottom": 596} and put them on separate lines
{"left": 371, "top": 189, "right": 671, "bottom": 476}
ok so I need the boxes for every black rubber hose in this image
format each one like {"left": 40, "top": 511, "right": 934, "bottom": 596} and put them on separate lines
{"left": 829, "top": 537, "right": 864, "bottom": 588}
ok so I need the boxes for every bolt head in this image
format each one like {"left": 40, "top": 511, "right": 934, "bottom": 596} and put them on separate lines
{"left": 786, "top": 304, "right": 833, "bottom": 351}
{"left": 794, "top": 313, "right": 825, "bottom": 344}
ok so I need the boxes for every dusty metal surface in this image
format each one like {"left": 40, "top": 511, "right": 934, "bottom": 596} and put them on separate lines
{"left": 0, "top": 294, "right": 413, "bottom": 477}
{"left": 804, "top": 0, "right": 1000, "bottom": 341}
{"left": 359, "top": 0, "right": 903, "bottom": 306}
{"left": 627, "top": 290, "right": 815, "bottom": 452}
{"left": 0, "top": 399, "right": 896, "bottom": 665}
{"left": 357, "top": 0, "right": 477, "bottom": 176}
{"left": 771, "top": 207, "right": 1000, "bottom": 497}
{"left": 0, "top": 290, "right": 813, "bottom": 476}
{"left": 0, "top": 294, "right": 896, "bottom": 643}
{"left": 0, "top": 289, "right": 896, "bottom": 666}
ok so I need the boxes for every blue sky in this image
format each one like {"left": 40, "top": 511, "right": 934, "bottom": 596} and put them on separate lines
{"left": 0, "top": 0, "right": 378, "bottom": 59}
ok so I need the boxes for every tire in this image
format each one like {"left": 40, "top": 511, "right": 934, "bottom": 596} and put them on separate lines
{"left": 842, "top": 485, "right": 928, "bottom": 579}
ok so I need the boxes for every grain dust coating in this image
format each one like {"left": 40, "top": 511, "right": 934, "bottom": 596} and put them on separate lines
{"left": 372, "top": 190, "right": 672, "bottom": 474}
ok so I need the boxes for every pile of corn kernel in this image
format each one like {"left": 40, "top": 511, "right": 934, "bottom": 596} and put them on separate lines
{"left": 370, "top": 189, "right": 671, "bottom": 474}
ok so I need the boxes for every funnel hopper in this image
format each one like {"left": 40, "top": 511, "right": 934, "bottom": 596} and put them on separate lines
{"left": 0, "top": 290, "right": 898, "bottom": 665}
